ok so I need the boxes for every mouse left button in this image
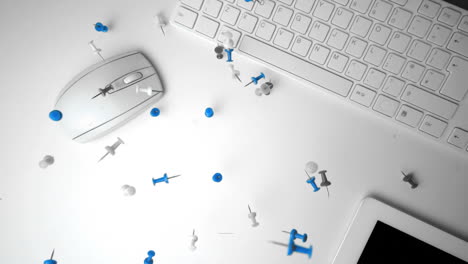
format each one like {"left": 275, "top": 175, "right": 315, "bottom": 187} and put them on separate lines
{"left": 123, "top": 72, "right": 143, "bottom": 84}
{"left": 49, "top": 110, "right": 63, "bottom": 121}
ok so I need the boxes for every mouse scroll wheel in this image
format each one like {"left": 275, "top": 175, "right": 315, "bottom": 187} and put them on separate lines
{"left": 123, "top": 72, "right": 143, "bottom": 84}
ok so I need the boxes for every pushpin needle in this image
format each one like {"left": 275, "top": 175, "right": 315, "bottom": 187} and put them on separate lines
{"left": 244, "top": 80, "right": 254, "bottom": 87}
{"left": 168, "top": 174, "right": 182, "bottom": 180}
{"left": 50, "top": 249, "right": 55, "bottom": 260}
{"left": 282, "top": 230, "right": 290, "bottom": 234}
{"left": 304, "top": 170, "right": 312, "bottom": 180}
{"left": 325, "top": 186, "right": 330, "bottom": 198}
{"left": 269, "top": 241, "right": 289, "bottom": 247}
{"left": 248, "top": 205, "right": 252, "bottom": 214}
{"left": 98, "top": 152, "right": 110, "bottom": 162}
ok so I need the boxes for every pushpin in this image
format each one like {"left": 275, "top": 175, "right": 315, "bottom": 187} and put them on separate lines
{"left": 212, "top": 172, "right": 222, "bottom": 182}
{"left": 150, "top": 108, "right": 160, "bottom": 117}
{"left": 152, "top": 173, "right": 181, "bottom": 185}
{"left": 282, "top": 229, "right": 307, "bottom": 242}
{"left": 136, "top": 85, "right": 160, "bottom": 96}
{"left": 121, "top": 185, "right": 136, "bottom": 196}
{"left": 88, "top": 40, "right": 104, "bottom": 60}
{"left": 214, "top": 45, "right": 224, "bottom": 59}
{"left": 318, "top": 170, "right": 331, "bottom": 197}
{"left": 94, "top": 22, "right": 109, "bottom": 32}
{"left": 245, "top": 0, "right": 264, "bottom": 4}
{"left": 270, "top": 240, "right": 313, "bottom": 259}
{"left": 255, "top": 81, "right": 273, "bottom": 96}
{"left": 39, "top": 155, "right": 55, "bottom": 169}
{"left": 244, "top": 72, "right": 265, "bottom": 87}
{"left": 190, "top": 229, "right": 198, "bottom": 251}
{"left": 221, "top": 31, "right": 235, "bottom": 62}
{"left": 205, "top": 107, "right": 214, "bottom": 118}
{"left": 305, "top": 161, "right": 318, "bottom": 175}
{"left": 228, "top": 64, "right": 242, "bottom": 83}
{"left": 248, "top": 205, "right": 259, "bottom": 227}
{"left": 144, "top": 250, "right": 155, "bottom": 264}
{"left": 155, "top": 15, "right": 166, "bottom": 36}
{"left": 49, "top": 110, "right": 63, "bottom": 121}
{"left": 92, "top": 85, "right": 113, "bottom": 99}
{"left": 98, "top": 137, "right": 124, "bottom": 162}
{"left": 305, "top": 170, "right": 320, "bottom": 192}
{"left": 43, "top": 249, "right": 57, "bottom": 264}
{"left": 224, "top": 47, "right": 234, "bottom": 62}
{"left": 218, "top": 232, "right": 235, "bottom": 235}
{"left": 401, "top": 171, "right": 418, "bottom": 189}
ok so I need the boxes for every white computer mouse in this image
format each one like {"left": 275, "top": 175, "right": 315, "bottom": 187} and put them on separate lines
{"left": 51, "top": 51, "right": 163, "bottom": 143}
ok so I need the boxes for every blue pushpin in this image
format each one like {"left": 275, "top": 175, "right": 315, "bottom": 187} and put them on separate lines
{"left": 152, "top": 173, "right": 181, "bottom": 185}
{"left": 144, "top": 250, "right": 155, "bottom": 264}
{"left": 287, "top": 239, "right": 313, "bottom": 259}
{"left": 44, "top": 249, "right": 57, "bottom": 264}
{"left": 244, "top": 72, "right": 265, "bottom": 87}
{"left": 49, "top": 110, "right": 63, "bottom": 121}
{"left": 225, "top": 48, "right": 233, "bottom": 62}
{"left": 150, "top": 108, "right": 160, "bottom": 117}
{"left": 283, "top": 229, "right": 307, "bottom": 242}
{"left": 205, "top": 107, "right": 214, "bottom": 118}
{"left": 245, "top": 0, "right": 262, "bottom": 3}
{"left": 305, "top": 170, "right": 320, "bottom": 192}
{"left": 212, "top": 172, "right": 222, "bottom": 182}
{"left": 94, "top": 22, "right": 109, "bottom": 32}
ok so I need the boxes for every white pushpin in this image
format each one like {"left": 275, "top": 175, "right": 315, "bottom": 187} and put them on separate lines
{"left": 136, "top": 85, "right": 159, "bottom": 96}
{"left": 99, "top": 137, "right": 124, "bottom": 162}
{"left": 305, "top": 161, "right": 318, "bottom": 175}
{"left": 88, "top": 40, "right": 104, "bottom": 61}
{"left": 39, "top": 155, "right": 55, "bottom": 169}
{"left": 228, "top": 64, "right": 241, "bottom": 83}
{"left": 221, "top": 31, "right": 234, "bottom": 48}
{"left": 121, "top": 185, "right": 136, "bottom": 196}
{"left": 190, "top": 229, "right": 198, "bottom": 251}
{"left": 248, "top": 205, "right": 259, "bottom": 227}
{"left": 155, "top": 14, "right": 166, "bottom": 36}
{"left": 255, "top": 81, "right": 274, "bottom": 96}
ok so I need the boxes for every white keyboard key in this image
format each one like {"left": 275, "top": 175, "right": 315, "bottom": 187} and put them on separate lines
{"left": 274, "top": 28, "right": 294, "bottom": 48}
{"left": 407, "top": 40, "right": 430, "bottom": 61}
{"left": 421, "top": 70, "right": 444, "bottom": 91}
{"left": 388, "top": 32, "right": 410, "bottom": 53}
{"left": 295, "top": 0, "right": 316, "bottom": 13}
{"left": 369, "top": 0, "right": 392, "bottom": 22}
{"left": 402, "top": 61, "right": 425, "bottom": 82}
{"left": 238, "top": 13, "right": 258, "bottom": 33}
{"left": 373, "top": 95, "right": 400, "bottom": 117}
{"left": 309, "top": 21, "right": 331, "bottom": 41}
{"left": 440, "top": 57, "right": 468, "bottom": 101}
{"left": 427, "top": 24, "right": 451, "bottom": 46}
{"left": 314, "top": 1, "right": 335, "bottom": 21}
{"left": 389, "top": 8, "right": 412, "bottom": 30}
{"left": 350, "top": 16, "right": 372, "bottom": 37}
{"left": 383, "top": 76, "right": 405, "bottom": 97}
{"left": 328, "top": 52, "right": 349, "bottom": 72}
{"left": 419, "top": 115, "right": 447, "bottom": 138}
{"left": 350, "top": 85, "right": 376, "bottom": 107}
{"left": 408, "top": 16, "right": 431, "bottom": 38}
{"left": 195, "top": 16, "right": 220, "bottom": 38}
{"left": 427, "top": 48, "right": 450, "bottom": 70}
{"left": 310, "top": 44, "right": 331, "bottom": 64}
{"left": 438, "top": 8, "right": 461, "bottom": 26}
{"left": 327, "top": 29, "right": 349, "bottom": 50}
{"left": 174, "top": 6, "right": 198, "bottom": 28}
{"left": 292, "top": 36, "right": 312, "bottom": 56}
{"left": 447, "top": 128, "right": 468, "bottom": 149}
{"left": 237, "top": 0, "right": 254, "bottom": 10}
{"left": 396, "top": 105, "right": 423, "bottom": 127}
{"left": 291, "top": 13, "right": 312, "bottom": 34}
{"left": 181, "top": 0, "right": 204, "bottom": 10}
{"left": 239, "top": 36, "right": 353, "bottom": 96}
{"left": 332, "top": 8, "right": 354, "bottom": 29}
{"left": 402, "top": 85, "right": 458, "bottom": 119}
{"left": 369, "top": 24, "right": 391, "bottom": 45}
{"left": 389, "top": 0, "right": 407, "bottom": 5}
{"left": 418, "top": 0, "right": 440, "bottom": 18}
{"left": 278, "top": 0, "right": 294, "bottom": 5}
{"left": 255, "top": 0, "right": 275, "bottom": 18}
{"left": 274, "top": 6, "right": 294, "bottom": 26}
{"left": 447, "top": 33, "right": 468, "bottom": 57}
{"left": 221, "top": 5, "right": 241, "bottom": 25}
{"left": 345, "top": 37, "right": 367, "bottom": 58}
{"left": 350, "top": 0, "right": 373, "bottom": 14}
{"left": 459, "top": 16, "right": 468, "bottom": 33}
{"left": 383, "top": 53, "right": 406, "bottom": 74}
{"left": 364, "top": 68, "right": 386, "bottom": 89}
{"left": 218, "top": 26, "right": 242, "bottom": 46}
{"left": 333, "top": 0, "right": 349, "bottom": 5}
{"left": 364, "top": 45, "right": 386, "bottom": 66}
{"left": 346, "top": 60, "right": 367, "bottom": 80}
{"left": 203, "top": 0, "right": 223, "bottom": 18}
{"left": 256, "top": 20, "right": 276, "bottom": 41}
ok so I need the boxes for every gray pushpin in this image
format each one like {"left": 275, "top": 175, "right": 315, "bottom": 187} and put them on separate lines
{"left": 99, "top": 137, "right": 124, "bottom": 162}
{"left": 121, "top": 185, "right": 136, "bottom": 196}
{"left": 401, "top": 171, "right": 418, "bottom": 189}
{"left": 215, "top": 44, "right": 224, "bottom": 59}
{"left": 190, "top": 229, "right": 198, "bottom": 251}
{"left": 92, "top": 85, "right": 113, "bottom": 99}
{"left": 318, "top": 170, "right": 331, "bottom": 198}
{"left": 255, "top": 81, "right": 273, "bottom": 96}
{"left": 39, "top": 155, "right": 55, "bottom": 169}
{"left": 248, "top": 205, "right": 259, "bottom": 227}
{"left": 88, "top": 40, "right": 104, "bottom": 61}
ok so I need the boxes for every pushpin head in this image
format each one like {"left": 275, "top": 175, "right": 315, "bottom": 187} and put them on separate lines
{"left": 39, "top": 155, "right": 55, "bottom": 169}
{"left": 121, "top": 185, "right": 136, "bottom": 196}
{"left": 205, "top": 107, "right": 214, "bottom": 118}
{"left": 150, "top": 108, "right": 160, "bottom": 117}
{"left": 147, "top": 250, "right": 155, "bottom": 257}
{"left": 44, "top": 260, "right": 57, "bottom": 264}
{"left": 94, "top": 22, "right": 108, "bottom": 32}
{"left": 261, "top": 82, "right": 273, "bottom": 95}
{"left": 49, "top": 110, "right": 63, "bottom": 121}
{"left": 305, "top": 161, "right": 318, "bottom": 174}
{"left": 212, "top": 173, "right": 223, "bottom": 182}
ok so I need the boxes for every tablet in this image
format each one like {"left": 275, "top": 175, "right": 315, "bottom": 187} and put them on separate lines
{"left": 332, "top": 197, "right": 468, "bottom": 264}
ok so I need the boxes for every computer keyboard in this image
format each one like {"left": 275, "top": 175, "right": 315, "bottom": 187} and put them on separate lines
{"left": 173, "top": 0, "right": 468, "bottom": 154}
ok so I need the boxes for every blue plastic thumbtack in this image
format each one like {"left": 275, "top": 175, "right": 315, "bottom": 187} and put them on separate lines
{"left": 305, "top": 170, "right": 320, "bottom": 192}
{"left": 212, "top": 173, "right": 223, "bottom": 182}
{"left": 43, "top": 249, "right": 57, "bottom": 264}
{"left": 144, "top": 250, "right": 155, "bottom": 264}
{"left": 225, "top": 48, "right": 233, "bottom": 62}
{"left": 49, "top": 110, "right": 63, "bottom": 121}
{"left": 205, "top": 107, "right": 214, "bottom": 118}
{"left": 152, "top": 173, "right": 181, "bottom": 185}
{"left": 150, "top": 108, "right": 160, "bottom": 117}
{"left": 286, "top": 229, "right": 307, "bottom": 242}
{"left": 287, "top": 239, "right": 313, "bottom": 259}
{"left": 244, "top": 72, "right": 265, "bottom": 87}
{"left": 94, "top": 22, "right": 108, "bottom": 32}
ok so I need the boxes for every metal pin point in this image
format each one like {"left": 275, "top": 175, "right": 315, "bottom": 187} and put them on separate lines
{"left": 248, "top": 205, "right": 259, "bottom": 227}
{"left": 152, "top": 173, "right": 181, "bottom": 185}
{"left": 98, "top": 137, "right": 124, "bottom": 162}
{"left": 401, "top": 171, "right": 418, "bottom": 189}
{"left": 318, "top": 170, "right": 331, "bottom": 197}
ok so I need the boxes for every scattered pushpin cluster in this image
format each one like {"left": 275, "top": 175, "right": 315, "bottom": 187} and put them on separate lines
{"left": 43, "top": 249, "right": 57, "bottom": 264}
{"left": 244, "top": 72, "right": 265, "bottom": 87}
{"left": 94, "top": 22, "right": 109, "bottom": 32}
{"left": 248, "top": 205, "right": 259, "bottom": 227}
{"left": 152, "top": 173, "right": 181, "bottom": 185}
{"left": 401, "top": 171, "right": 418, "bottom": 189}
{"left": 144, "top": 250, "right": 155, "bottom": 264}
{"left": 121, "top": 185, "right": 136, "bottom": 196}
{"left": 190, "top": 229, "right": 198, "bottom": 251}
{"left": 255, "top": 81, "right": 273, "bottom": 96}
{"left": 304, "top": 161, "right": 332, "bottom": 197}
{"left": 89, "top": 40, "right": 104, "bottom": 60}
{"left": 99, "top": 137, "right": 124, "bottom": 162}
{"left": 39, "top": 155, "right": 55, "bottom": 169}
{"left": 155, "top": 15, "right": 166, "bottom": 36}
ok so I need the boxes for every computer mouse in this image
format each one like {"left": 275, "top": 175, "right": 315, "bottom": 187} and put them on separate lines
{"left": 51, "top": 51, "right": 164, "bottom": 143}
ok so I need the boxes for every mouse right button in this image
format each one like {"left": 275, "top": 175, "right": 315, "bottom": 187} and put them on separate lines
{"left": 123, "top": 72, "right": 143, "bottom": 84}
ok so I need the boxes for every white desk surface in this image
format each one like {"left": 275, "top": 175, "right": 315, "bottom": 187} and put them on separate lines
{"left": 0, "top": 0, "right": 467, "bottom": 263}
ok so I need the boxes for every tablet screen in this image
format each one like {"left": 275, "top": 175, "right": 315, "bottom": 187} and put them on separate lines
{"left": 358, "top": 221, "right": 467, "bottom": 263}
